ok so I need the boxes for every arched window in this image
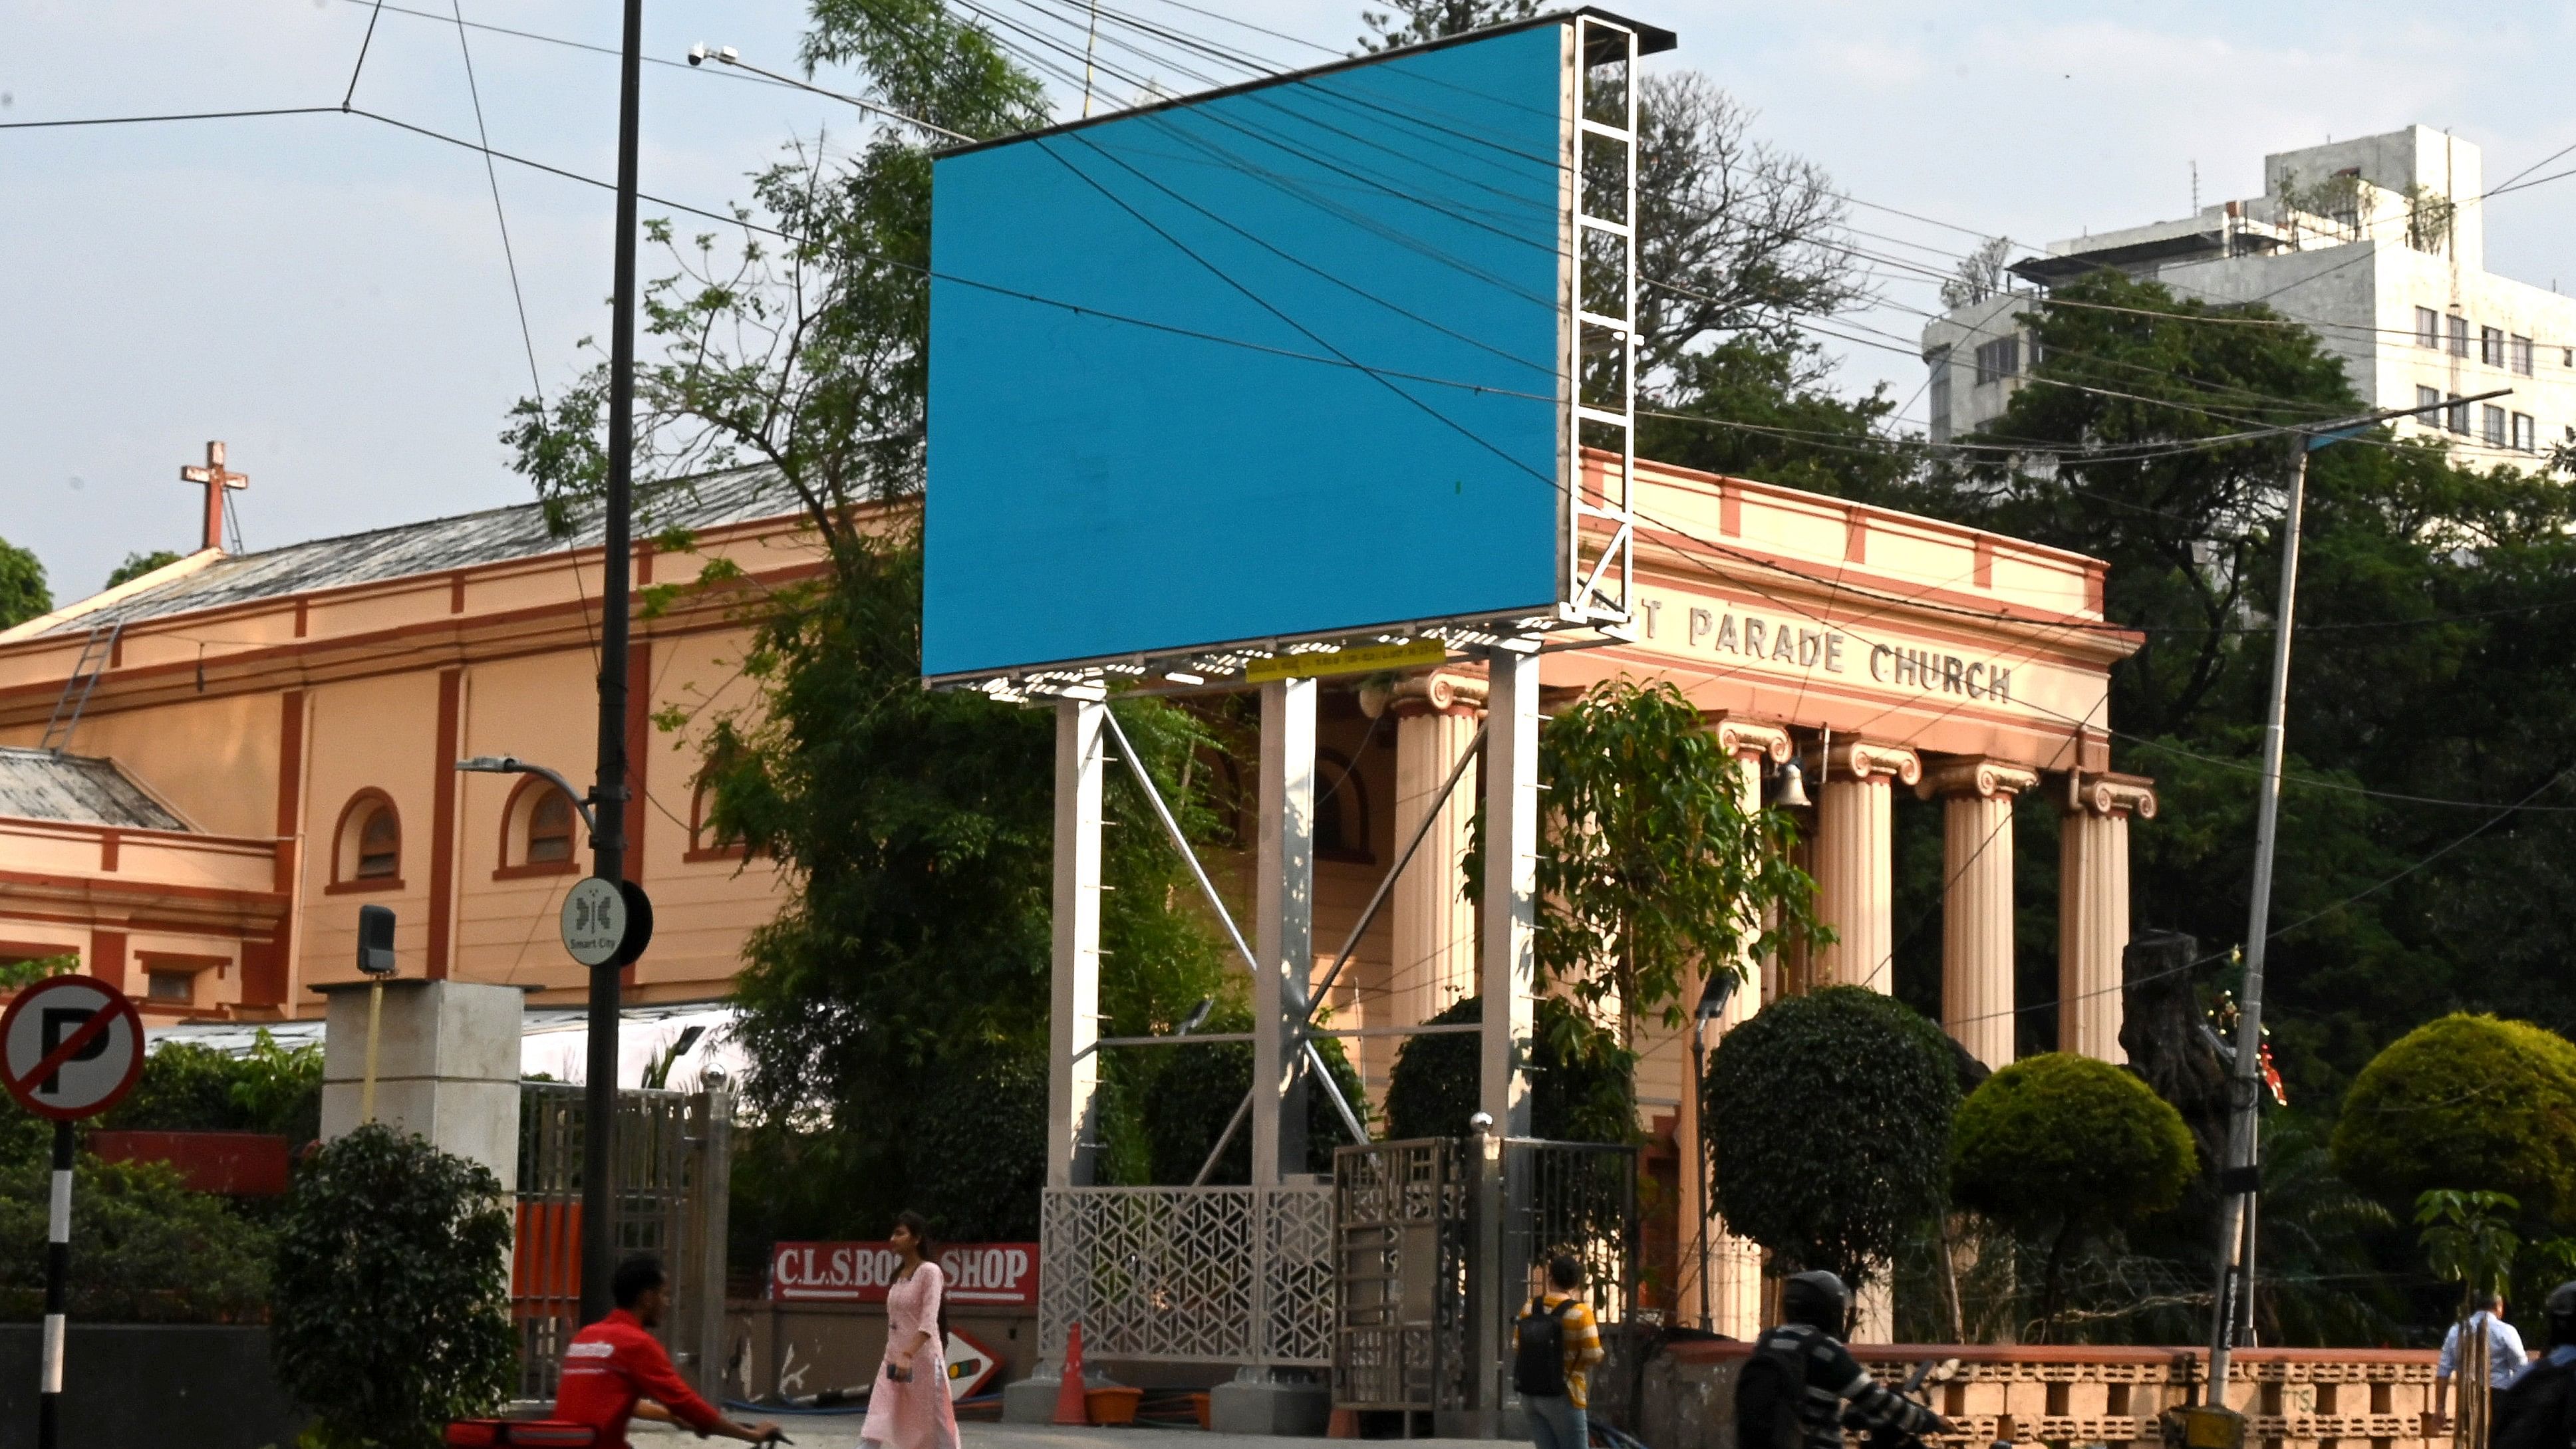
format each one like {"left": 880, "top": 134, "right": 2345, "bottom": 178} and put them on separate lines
{"left": 328, "top": 791, "right": 403, "bottom": 892}
{"left": 684, "top": 777, "right": 747, "bottom": 863}
{"left": 494, "top": 777, "right": 581, "bottom": 880}
{"left": 1314, "top": 747, "right": 1373, "bottom": 864}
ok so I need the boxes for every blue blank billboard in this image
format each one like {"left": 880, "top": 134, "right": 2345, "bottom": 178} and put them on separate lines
{"left": 923, "top": 21, "right": 1572, "bottom": 682}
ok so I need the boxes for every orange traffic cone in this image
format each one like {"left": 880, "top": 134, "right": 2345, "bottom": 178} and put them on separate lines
{"left": 1328, "top": 1406, "right": 1361, "bottom": 1438}
{"left": 1053, "top": 1321, "right": 1089, "bottom": 1426}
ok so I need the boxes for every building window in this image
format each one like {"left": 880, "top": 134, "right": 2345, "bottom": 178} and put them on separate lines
{"left": 2449, "top": 315, "right": 2470, "bottom": 357}
{"left": 495, "top": 777, "right": 582, "bottom": 878}
{"left": 2417, "top": 385, "right": 2442, "bottom": 419}
{"left": 2417, "top": 307, "right": 2441, "bottom": 348}
{"left": 2514, "top": 412, "right": 2537, "bottom": 452}
{"left": 1973, "top": 336, "right": 2019, "bottom": 386}
{"left": 145, "top": 972, "right": 193, "bottom": 1004}
{"left": 2448, "top": 394, "right": 2470, "bottom": 435}
{"left": 685, "top": 777, "right": 748, "bottom": 862}
{"left": 1926, "top": 346, "right": 1953, "bottom": 444}
{"left": 2482, "top": 327, "right": 2505, "bottom": 367}
{"left": 1314, "top": 747, "right": 1373, "bottom": 864}
{"left": 2513, "top": 334, "right": 2535, "bottom": 376}
{"left": 2484, "top": 405, "right": 2509, "bottom": 447}
{"left": 330, "top": 791, "right": 404, "bottom": 890}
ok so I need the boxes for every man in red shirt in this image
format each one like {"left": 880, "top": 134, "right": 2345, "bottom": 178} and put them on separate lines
{"left": 557, "top": 1255, "right": 782, "bottom": 1447}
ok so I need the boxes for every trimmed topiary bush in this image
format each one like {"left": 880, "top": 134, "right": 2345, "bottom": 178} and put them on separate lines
{"left": 1381, "top": 994, "right": 1636, "bottom": 1144}
{"left": 1141, "top": 1005, "right": 1370, "bottom": 1183}
{"left": 1703, "top": 986, "right": 1956, "bottom": 1290}
{"left": 1950, "top": 1051, "right": 2196, "bottom": 1336}
{"left": 2331, "top": 1013, "right": 2576, "bottom": 1223}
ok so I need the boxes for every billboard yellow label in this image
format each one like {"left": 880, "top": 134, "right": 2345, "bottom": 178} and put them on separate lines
{"left": 1242, "top": 638, "right": 1447, "bottom": 683}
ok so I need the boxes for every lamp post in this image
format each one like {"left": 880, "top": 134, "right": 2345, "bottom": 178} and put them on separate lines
{"left": 1689, "top": 970, "right": 1737, "bottom": 1331}
{"left": 2200, "top": 388, "right": 2512, "bottom": 1415}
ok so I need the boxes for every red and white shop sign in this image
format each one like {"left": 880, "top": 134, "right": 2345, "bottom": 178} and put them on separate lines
{"left": 768, "top": 1242, "right": 1039, "bottom": 1307}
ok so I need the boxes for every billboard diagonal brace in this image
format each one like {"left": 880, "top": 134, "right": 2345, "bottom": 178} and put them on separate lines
{"left": 1105, "top": 706, "right": 1371, "bottom": 1153}
{"left": 1101, "top": 706, "right": 1258, "bottom": 974}
{"left": 1301, "top": 722, "right": 1487, "bottom": 1028}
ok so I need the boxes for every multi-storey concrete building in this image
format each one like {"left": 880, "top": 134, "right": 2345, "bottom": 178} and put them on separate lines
{"left": 1925, "top": 126, "right": 2576, "bottom": 460}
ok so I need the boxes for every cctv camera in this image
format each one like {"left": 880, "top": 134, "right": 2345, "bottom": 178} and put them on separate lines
{"left": 1468, "top": 1111, "right": 1495, "bottom": 1133}
{"left": 688, "top": 43, "right": 707, "bottom": 66}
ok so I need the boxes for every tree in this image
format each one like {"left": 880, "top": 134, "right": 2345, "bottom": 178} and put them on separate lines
{"left": 0, "top": 537, "right": 49, "bottom": 628}
{"left": 2331, "top": 1015, "right": 2576, "bottom": 1224}
{"left": 1703, "top": 986, "right": 1958, "bottom": 1291}
{"left": 104, "top": 550, "right": 182, "bottom": 591}
{"left": 1938, "top": 237, "right": 2014, "bottom": 310}
{"left": 1526, "top": 676, "right": 1822, "bottom": 1041}
{"left": 0, "top": 1156, "right": 269, "bottom": 1323}
{"left": 1356, "top": 0, "right": 1539, "bottom": 51}
{"left": 270, "top": 1124, "right": 515, "bottom": 1448}
{"left": 1381, "top": 995, "right": 1637, "bottom": 1144}
{"left": 1949, "top": 1053, "right": 2196, "bottom": 1339}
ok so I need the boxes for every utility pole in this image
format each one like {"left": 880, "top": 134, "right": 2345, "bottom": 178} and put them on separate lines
{"left": 2202, "top": 387, "right": 2510, "bottom": 1409}
{"left": 581, "top": 0, "right": 644, "bottom": 1329}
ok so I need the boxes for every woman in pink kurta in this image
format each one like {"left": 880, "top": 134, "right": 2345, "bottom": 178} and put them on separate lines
{"left": 862, "top": 1212, "right": 959, "bottom": 1449}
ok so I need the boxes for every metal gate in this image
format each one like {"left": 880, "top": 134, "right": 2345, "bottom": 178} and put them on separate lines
{"left": 1332, "top": 1138, "right": 1636, "bottom": 1416}
{"left": 513, "top": 1083, "right": 733, "bottom": 1402}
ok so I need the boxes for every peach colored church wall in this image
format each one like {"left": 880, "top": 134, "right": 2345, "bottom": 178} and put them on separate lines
{"left": 625, "top": 629, "right": 786, "bottom": 998}
{"left": 34, "top": 693, "right": 280, "bottom": 839}
{"left": 450, "top": 648, "right": 603, "bottom": 995}
{"left": 298, "top": 672, "right": 442, "bottom": 988}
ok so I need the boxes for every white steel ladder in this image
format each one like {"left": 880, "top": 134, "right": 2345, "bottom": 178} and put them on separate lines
{"left": 39, "top": 620, "right": 120, "bottom": 754}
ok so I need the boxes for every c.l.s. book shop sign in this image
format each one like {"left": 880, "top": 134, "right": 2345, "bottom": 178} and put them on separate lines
{"left": 768, "top": 1240, "right": 1038, "bottom": 1307}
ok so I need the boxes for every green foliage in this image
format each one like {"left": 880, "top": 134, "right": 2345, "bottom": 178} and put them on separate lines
{"left": 2331, "top": 1015, "right": 2576, "bottom": 1223}
{"left": 1950, "top": 1053, "right": 2196, "bottom": 1337}
{"left": 0, "top": 1154, "right": 269, "bottom": 1322}
{"left": 270, "top": 1124, "right": 515, "bottom": 1449}
{"left": 0, "top": 537, "right": 49, "bottom": 628}
{"left": 104, "top": 1033, "right": 325, "bottom": 1145}
{"left": 1140, "top": 1005, "right": 1369, "bottom": 1184}
{"left": 902, "top": 1043, "right": 1048, "bottom": 1239}
{"left": 1382, "top": 995, "right": 1637, "bottom": 1145}
{"left": 2416, "top": 1188, "right": 2521, "bottom": 1313}
{"left": 1703, "top": 986, "right": 1957, "bottom": 1290}
{"left": 0, "top": 954, "right": 74, "bottom": 993}
{"left": 1525, "top": 677, "right": 1824, "bottom": 1033}
{"left": 1951, "top": 1053, "right": 2197, "bottom": 1226}
{"left": 104, "top": 549, "right": 182, "bottom": 590}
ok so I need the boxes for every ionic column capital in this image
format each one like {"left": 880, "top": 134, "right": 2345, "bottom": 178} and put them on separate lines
{"left": 1707, "top": 714, "right": 1792, "bottom": 765}
{"left": 1918, "top": 757, "right": 2041, "bottom": 802}
{"left": 1358, "top": 670, "right": 1487, "bottom": 720}
{"left": 1812, "top": 739, "right": 1922, "bottom": 787}
{"left": 2068, "top": 771, "right": 2158, "bottom": 820}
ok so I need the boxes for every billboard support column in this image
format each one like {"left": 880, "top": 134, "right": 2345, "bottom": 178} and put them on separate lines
{"left": 1049, "top": 696, "right": 1105, "bottom": 1189}
{"left": 1473, "top": 646, "right": 1540, "bottom": 1424}
{"left": 1252, "top": 678, "right": 1317, "bottom": 1187}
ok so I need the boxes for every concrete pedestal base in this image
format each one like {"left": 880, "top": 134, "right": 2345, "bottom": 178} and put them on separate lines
{"left": 317, "top": 979, "right": 524, "bottom": 1192}
{"left": 1000, "top": 1369, "right": 1117, "bottom": 1424}
{"left": 1209, "top": 1372, "right": 1332, "bottom": 1436}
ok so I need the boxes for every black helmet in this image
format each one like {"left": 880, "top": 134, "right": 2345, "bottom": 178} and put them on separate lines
{"left": 2547, "top": 1281, "right": 2576, "bottom": 1345}
{"left": 1782, "top": 1270, "right": 1850, "bottom": 1333}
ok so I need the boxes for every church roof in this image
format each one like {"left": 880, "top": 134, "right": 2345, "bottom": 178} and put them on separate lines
{"left": 32, "top": 467, "right": 803, "bottom": 638}
{"left": 0, "top": 747, "right": 190, "bottom": 831}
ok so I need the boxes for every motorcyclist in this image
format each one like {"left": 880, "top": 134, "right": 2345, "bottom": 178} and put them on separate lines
{"left": 1735, "top": 1270, "right": 1954, "bottom": 1449}
{"left": 2490, "top": 1281, "right": 2576, "bottom": 1449}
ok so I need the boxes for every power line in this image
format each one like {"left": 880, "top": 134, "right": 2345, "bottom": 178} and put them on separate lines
{"left": 448, "top": 0, "right": 545, "bottom": 404}
{"left": 343, "top": 0, "right": 390, "bottom": 110}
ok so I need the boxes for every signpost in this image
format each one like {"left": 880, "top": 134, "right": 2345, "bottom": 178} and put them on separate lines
{"left": 560, "top": 876, "right": 652, "bottom": 970}
{"left": 0, "top": 975, "right": 144, "bottom": 1449}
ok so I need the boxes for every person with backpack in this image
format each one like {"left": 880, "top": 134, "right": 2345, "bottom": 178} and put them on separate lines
{"left": 2492, "top": 1282, "right": 2576, "bottom": 1449}
{"left": 1733, "top": 1271, "right": 1951, "bottom": 1449}
{"left": 1514, "top": 1254, "right": 1606, "bottom": 1449}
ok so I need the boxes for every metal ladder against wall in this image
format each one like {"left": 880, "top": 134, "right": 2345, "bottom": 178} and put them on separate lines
{"left": 39, "top": 620, "right": 121, "bottom": 754}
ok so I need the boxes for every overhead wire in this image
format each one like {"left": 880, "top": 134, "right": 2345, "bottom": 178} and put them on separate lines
{"left": 446, "top": 0, "right": 547, "bottom": 404}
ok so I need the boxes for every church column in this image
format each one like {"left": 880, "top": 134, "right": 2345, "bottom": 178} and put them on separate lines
{"left": 1361, "top": 672, "right": 1487, "bottom": 1043}
{"left": 1810, "top": 740, "right": 1922, "bottom": 991}
{"left": 2059, "top": 772, "right": 2158, "bottom": 1062}
{"left": 1920, "top": 759, "right": 2038, "bottom": 1070}
{"left": 1683, "top": 716, "right": 1790, "bottom": 1338}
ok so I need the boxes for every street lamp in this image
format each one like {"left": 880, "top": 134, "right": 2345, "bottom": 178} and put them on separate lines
{"left": 2200, "top": 386, "right": 2513, "bottom": 1420}
{"left": 456, "top": 756, "right": 599, "bottom": 834}
{"left": 1689, "top": 970, "right": 1737, "bottom": 1331}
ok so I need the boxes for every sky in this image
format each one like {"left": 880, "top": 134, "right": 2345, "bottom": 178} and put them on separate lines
{"left": 6, "top": 0, "right": 2574, "bottom": 600}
